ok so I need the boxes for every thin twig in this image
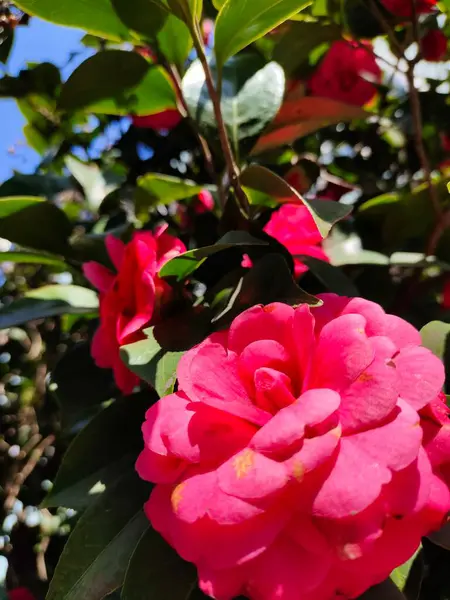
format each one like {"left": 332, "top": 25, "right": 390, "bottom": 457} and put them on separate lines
{"left": 4, "top": 434, "right": 55, "bottom": 510}
{"left": 190, "top": 24, "right": 249, "bottom": 214}
{"left": 36, "top": 535, "right": 50, "bottom": 581}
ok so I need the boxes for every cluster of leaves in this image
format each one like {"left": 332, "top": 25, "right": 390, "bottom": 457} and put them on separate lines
{"left": 1, "top": 0, "right": 450, "bottom": 599}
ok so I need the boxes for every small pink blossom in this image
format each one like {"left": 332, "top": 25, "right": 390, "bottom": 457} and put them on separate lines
{"left": 83, "top": 227, "right": 185, "bottom": 394}
{"left": 137, "top": 294, "right": 450, "bottom": 600}
{"left": 264, "top": 203, "right": 328, "bottom": 276}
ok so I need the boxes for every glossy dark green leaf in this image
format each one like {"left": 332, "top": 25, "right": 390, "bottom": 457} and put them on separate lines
{"left": 65, "top": 156, "right": 125, "bottom": 211}
{"left": 0, "top": 198, "right": 73, "bottom": 255}
{"left": 110, "top": 0, "right": 169, "bottom": 38}
{"left": 391, "top": 547, "right": 424, "bottom": 600}
{"left": 167, "top": 0, "right": 203, "bottom": 25}
{"left": 50, "top": 342, "right": 115, "bottom": 430}
{"left": 122, "top": 528, "right": 197, "bottom": 600}
{"left": 59, "top": 51, "right": 177, "bottom": 116}
{"left": 43, "top": 394, "right": 151, "bottom": 509}
{"left": 298, "top": 255, "right": 358, "bottom": 296}
{"left": 240, "top": 165, "right": 352, "bottom": 238}
{"left": 428, "top": 521, "right": 450, "bottom": 550}
{"left": 0, "top": 173, "right": 70, "bottom": 199}
{"left": 0, "top": 62, "right": 61, "bottom": 99}
{"left": 46, "top": 471, "right": 149, "bottom": 600}
{"left": 159, "top": 230, "right": 267, "bottom": 280}
{"left": 0, "top": 22, "right": 14, "bottom": 64}
{"left": 182, "top": 54, "right": 285, "bottom": 150}
{"left": 357, "top": 580, "right": 406, "bottom": 599}
{"left": 136, "top": 173, "right": 211, "bottom": 210}
{"left": 14, "top": 0, "right": 133, "bottom": 41}
{"left": 213, "top": 253, "right": 322, "bottom": 329}
{"left": 214, "top": 0, "right": 311, "bottom": 68}
{"left": 273, "top": 20, "right": 341, "bottom": 74}
{"left": 0, "top": 286, "right": 98, "bottom": 330}
{"left": 0, "top": 251, "right": 68, "bottom": 269}
{"left": 120, "top": 328, "right": 184, "bottom": 396}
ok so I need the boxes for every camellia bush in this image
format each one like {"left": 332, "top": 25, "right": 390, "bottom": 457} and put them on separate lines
{"left": 3, "top": 0, "right": 450, "bottom": 599}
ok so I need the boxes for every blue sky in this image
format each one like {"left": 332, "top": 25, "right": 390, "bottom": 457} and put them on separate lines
{"left": 0, "top": 18, "right": 92, "bottom": 182}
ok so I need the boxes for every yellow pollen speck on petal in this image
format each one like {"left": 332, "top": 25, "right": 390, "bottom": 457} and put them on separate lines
{"left": 356, "top": 328, "right": 365, "bottom": 335}
{"left": 358, "top": 372, "right": 373, "bottom": 383}
{"left": 171, "top": 483, "right": 185, "bottom": 513}
{"left": 292, "top": 460, "right": 305, "bottom": 482}
{"left": 233, "top": 449, "right": 254, "bottom": 479}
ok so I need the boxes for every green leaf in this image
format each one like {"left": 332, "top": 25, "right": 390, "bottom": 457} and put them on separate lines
{"left": 50, "top": 342, "right": 115, "bottom": 430}
{"left": 253, "top": 96, "right": 367, "bottom": 154}
{"left": 0, "top": 195, "right": 45, "bottom": 217}
{"left": 43, "top": 394, "right": 150, "bottom": 509}
{"left": 0, "top": 251, "right": 68, "bottom": 269}
{"left": 0, "top": 285, "right": 98, "bottom": 329}
{"left": 45, "top": 471, "right": 149, "bottom": 600}
{"left": 122, "top": 528, "right": 197, "bottom": 600}
{"left": 136, "top": 173, "right": 210, "bottom": 210}
{"left": 357, "top": 580, "right": 406, "bottom": 599}
{"left": 213, "top": 253, "right": 321, "bottom": 329}
{"left": 214, "top": 0, "right": 311, "bottom": 68}
{"left": 420, "top": 321, "right": 450, "bottom": 364}
{"left": 120, "top": 328, "right": 184, "bottom": 396}
{"left": 273, "top": 20, "right": 341, "bottom": 75}
{"left": 240, "top": 165, "right": 351, "bottom": 238}
{"left": 110, "top": 0, "right": 169, "bottom": 38}
{"left": 157, "top": 13, "right": 193, "bottom": 71}
{"left": 0, "top": 198, "right": 73, "bottom": 255}
{"left": 0, "top": 173, "right": 70, "bottom": 199}
{"left": 59, "top": 51, "right": 177, "bottom": 116}
{"left": 182, "top": 54, "right": 285, "bottom": 150}
{"left": 0, "top": 22, "right": 14, "bottom": 64}
{"left": 298, "top": 255, "right": 358, "bottom": 296}
{"left": 65, "top": 156, "right": 125, "bottom": 211}
{"left": 14, "top": 0, "right": 134, "bottom": 41}
{"left": 119, "top": 329, "right": 162, "bottom": 384}
{"left": 159, "top": 230, "right": 268, "bottom": 280}
{"left": 391, "top": 546, "right": 424, "bottom": 599}
{"left": 428, "top": 521, "right": 450, "bottom": 550}
{"left": 167, "top": 0, "right": 203, "bottom": 25}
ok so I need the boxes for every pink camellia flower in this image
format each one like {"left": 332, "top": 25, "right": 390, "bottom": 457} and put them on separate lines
{"left": 137, "top": 294, "right": 450, "bottom": 600}
{"left": 264, "top": 203, "right": 328, "bottom": 276}
{"left": 380, "top": 0, "right": 437, "bottom": 16}
{"left": 8, "top": 589, "right": 35, "bottom": 600}
{"left": 83, "top": 226, "right": 186, "bottom": 394}
{"left": 308, "top": 40, "right": 381, "bottom": 107}
{"left": 421, "top": 29, "right": 447, "bottom": 62}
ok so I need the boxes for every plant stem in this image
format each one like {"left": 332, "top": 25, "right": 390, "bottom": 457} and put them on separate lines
{"left": 190, "top": 23, "right": 249, "bottom": 214}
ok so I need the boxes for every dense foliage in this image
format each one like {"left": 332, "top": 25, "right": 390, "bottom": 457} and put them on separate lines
{"left": 2, "top": 0, "right": 450, "bottom": 599}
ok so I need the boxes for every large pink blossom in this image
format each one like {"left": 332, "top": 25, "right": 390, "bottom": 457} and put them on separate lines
{"left": 264, "top": 203, "right": 329, "bottom": 276}
{"left": 83, "top": 226, "right": 185, "bottom": 394}
{"left": 137, "top": 294, "right": 450, "bottom": 600}
{"left": 380, "top": 0, "right": 437, "bottom": 16}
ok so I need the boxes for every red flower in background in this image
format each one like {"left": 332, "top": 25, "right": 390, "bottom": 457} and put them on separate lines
{"left": 83, "top": 227, "right": 186, "bottom": 394}
{"left": 380, "top": 0, "right": 437, "bottom": 16}
{"left": 8, "top": 589, "right": 35, "bottom": 600}
{"left": 308, "top": 40, "right": 381, "bottom": 107}
{"left": 264, "top": 203, "right": 328, "bottom": 276}
{"left": 421, "top": 29, "right": 447, "bottom": 62}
